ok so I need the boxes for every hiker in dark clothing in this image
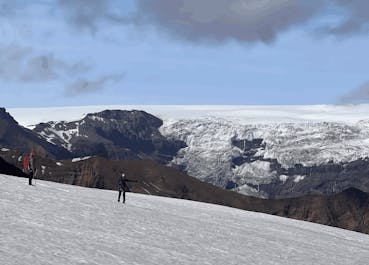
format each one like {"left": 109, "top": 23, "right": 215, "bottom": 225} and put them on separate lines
{"left": 118, "top": 173, "right": 137, "bottom": 203}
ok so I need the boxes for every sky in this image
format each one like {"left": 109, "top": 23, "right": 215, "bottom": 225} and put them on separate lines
{"left": 1, "top": 0, "right": 369, "bottom": 107}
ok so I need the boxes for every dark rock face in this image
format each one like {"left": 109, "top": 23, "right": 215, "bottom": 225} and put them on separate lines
{"left": 269, "top": 188, "right": 369, "bottom": 234}
{"left": 0, "top": 156, "right": 27, "bottom": 177}
{"left": 231, "top": 137, "right": 369, "bottom": 199}
{"left": 258, "top": 158, "right": 369, "bottom": 199}
{"left": 231, "top": 137, "right": 266, "bottom": 165}
{"left": 0, "top": 108, "right": 71, "bottom": 159}
{"left": 33, "top": 110, "right": 186, "bottom": 163}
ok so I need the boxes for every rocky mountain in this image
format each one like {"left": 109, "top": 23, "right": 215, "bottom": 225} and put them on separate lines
{"left": 33, "top": 110, "right": 186, "bottom": 163}
{"left": 0, "top": 108, "right": 71, "bottom": 159}
{"left": 1, "top": 147, "right": 369, "bottom": 234}
{"left": 160, "top": 118, "right": 369, "bottom": 199}
{"left": 6, "top": 105, "right": 369, "bottom": 200}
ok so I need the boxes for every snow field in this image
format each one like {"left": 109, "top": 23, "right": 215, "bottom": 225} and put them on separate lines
{"left": 1, "top": 174, "right": 369, "bottom": 265}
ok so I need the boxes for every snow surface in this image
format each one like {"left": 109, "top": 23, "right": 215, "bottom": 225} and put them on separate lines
{"left": 71, "top": 156, "right": 92, "bottom": 163}
{"left": 293, "top": 175, "right": 306, "bottom": 183}
{"left": 279, "top": 175, "right": 289, "bottom": 183}
{"left": 1, "top": 174, "right": 369, "bottom": 265}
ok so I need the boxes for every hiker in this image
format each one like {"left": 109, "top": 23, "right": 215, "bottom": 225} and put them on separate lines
{"left": 118, "top": 173, "right": 137, "bottom": 203}
{"left": 23, "top": 151, "right": 36, "bottom": 185}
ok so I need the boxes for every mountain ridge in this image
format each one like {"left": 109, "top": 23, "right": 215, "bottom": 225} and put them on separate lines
{"left": 5, "top": 106, "right": 369, "bottom": 200}
{"left": 33, "top": 109, "right": 186, "bottom": 163}
{"left": 0, "top": 108, "right": 71, "bottom": 159}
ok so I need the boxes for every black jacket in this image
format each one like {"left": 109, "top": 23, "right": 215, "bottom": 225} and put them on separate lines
{"left": 118, "top": 177, "right": 137, "bottom": 192}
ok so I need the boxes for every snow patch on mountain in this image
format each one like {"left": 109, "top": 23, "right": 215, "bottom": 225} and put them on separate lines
{"left": 88, "top": 115, "right": 106, "bottom": 123}
{"left": 37, "top": 121, "right": 84, "bottom": 150}
{"left": 279, "top": 175, "right": 289, "bottom": 182}
{"left": 72, "top": 156, "right": 92, "bottom": 163}
{"left": 41, "top": 165, "right": 46, "bottom": 175}
{"left": 294, "top": 175, "right": 306, "bottom": 183}
{"left": 233, "top": 161, "right": 274, "bottom": 184}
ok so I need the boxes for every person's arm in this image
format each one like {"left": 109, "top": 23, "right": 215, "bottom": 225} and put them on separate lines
{"left": 126, "top": 179, "right": 139, "bottom": 183}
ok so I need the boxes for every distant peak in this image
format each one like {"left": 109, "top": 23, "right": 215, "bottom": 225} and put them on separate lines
{"left": 83, "top": 109, "right": 162, "bottom": 126}
{"left": 0, "top": 107, "right": 19, "bottom": 125}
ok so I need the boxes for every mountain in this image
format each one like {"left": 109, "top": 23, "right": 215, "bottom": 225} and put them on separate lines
{"left": 2, "top": 174, "right": 369, "bottom": 265}
{"left": 33, "top": 109, "right": 186, "bottom": 163}
{"left": 160, "top": 117, "right": 369, "bottom": 198}
{"left": 0, "top": 108, "right": 71, "bottom": 159}
{"left": 7, "top": 105, "right": 369, "bottom": 199}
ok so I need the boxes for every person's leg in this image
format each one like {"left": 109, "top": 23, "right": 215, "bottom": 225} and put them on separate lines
{"left": 118, "top": 190, "right": 122, "bottom": 202}
{"left": 123, "top": 191, "right": 126, "bottom": 203}
{"left": 28, "top": 172, "right": 33, "bottom": 185}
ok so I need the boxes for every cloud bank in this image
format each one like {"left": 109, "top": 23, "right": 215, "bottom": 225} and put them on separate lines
{"left": 0, "top": 44, "right": 88, "bottom": 83}
{"left": 339, "top": 81, "right": 369, "bottom": 104}
{"left": 134, "top": 0, "right": 323, "bottom": 43}
{"left": 0, "top": 44, "right": 123, "bottom": 97}
{"left": 55, "top": 0, "right": 369, "bottom": 43}
{"left": 64, "top": 74, "right": 124, "bottom": 97}
{"left": 3, "top": 0, "right": 369, "bottom": 43}
{"left": 326, "top": 0, "right": 369, "bottom": 36}
{"left": 3, "top": 1, "right": 369, "bottom": 43}
{"left": 58, "top": 0, "right": 129, "bottom": 33}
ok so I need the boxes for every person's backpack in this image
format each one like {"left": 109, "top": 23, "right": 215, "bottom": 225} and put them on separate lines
{"left": 23, "top": 156, "right": 29, "bottom": 173}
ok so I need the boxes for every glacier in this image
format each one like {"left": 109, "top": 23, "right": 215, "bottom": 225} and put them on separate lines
{"left": 1, "top": 174, "right": 369, "bottom": 265}
{"left": 159, "top": 117, "right": 369, "bottom": 196}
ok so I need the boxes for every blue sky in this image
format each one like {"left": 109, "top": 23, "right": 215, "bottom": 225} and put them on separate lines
{"left": 1, "top": 0, "right": 369, "bottom": 107}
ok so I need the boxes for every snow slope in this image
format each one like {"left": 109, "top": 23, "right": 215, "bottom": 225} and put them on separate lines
{"left": 1, "top": 174, "right": 369, "bottom": 265}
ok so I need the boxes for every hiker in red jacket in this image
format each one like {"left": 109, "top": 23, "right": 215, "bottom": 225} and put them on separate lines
{"left": 23, "top": 151, "right": 36, "bottom": 185}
